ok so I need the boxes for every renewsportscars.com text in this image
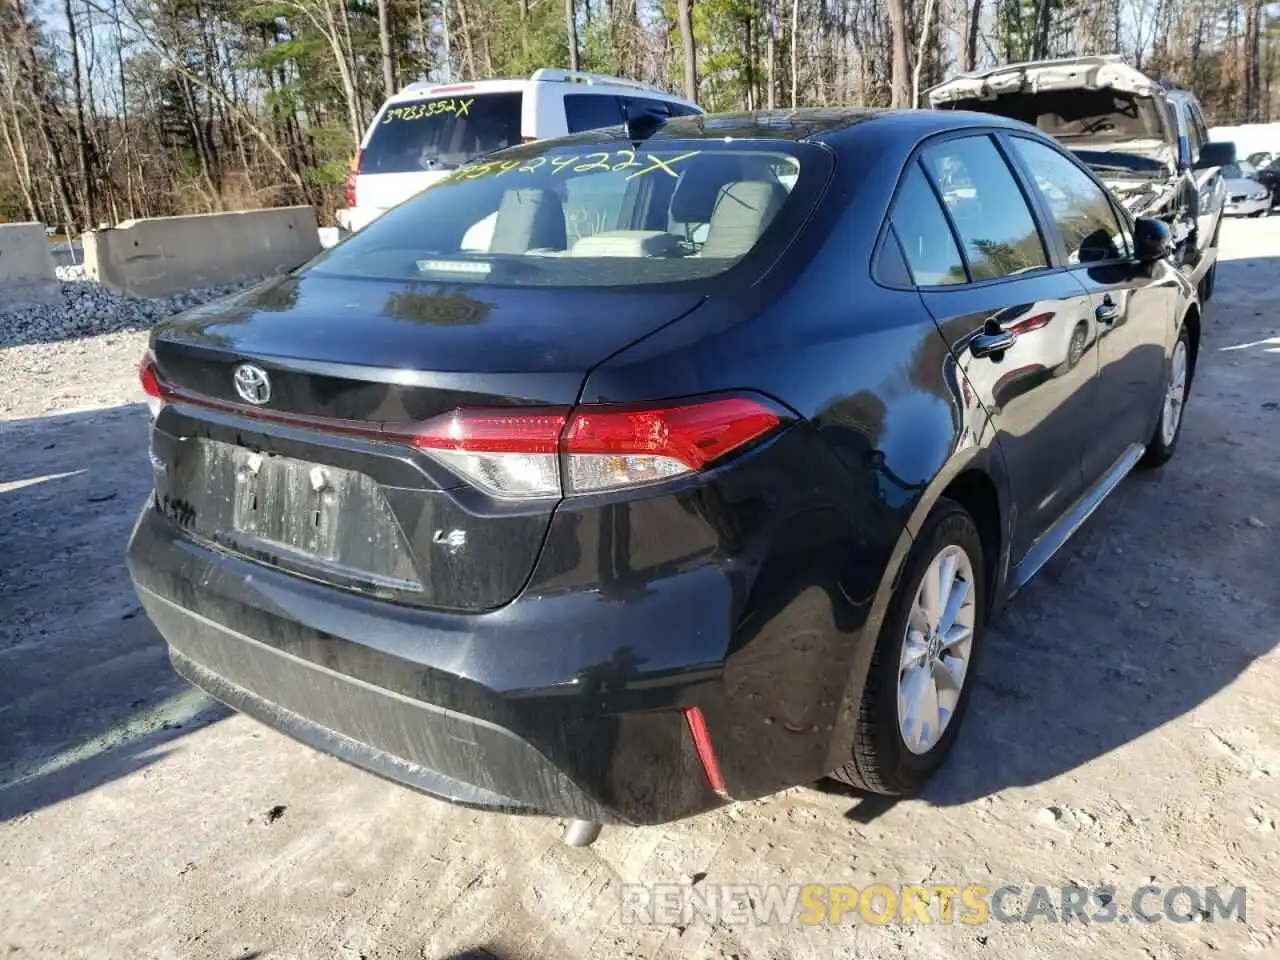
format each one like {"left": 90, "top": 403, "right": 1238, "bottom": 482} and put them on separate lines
{"left": 620, "top": 883, "right": 1246, "bottom": 927}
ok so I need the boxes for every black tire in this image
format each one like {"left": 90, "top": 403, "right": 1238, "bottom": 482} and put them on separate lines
{"left": 1140, "top": 323, "right": 1192, "bottom": 469}
{"left": 830, "top": 499, "right": 987, "bottom": 795}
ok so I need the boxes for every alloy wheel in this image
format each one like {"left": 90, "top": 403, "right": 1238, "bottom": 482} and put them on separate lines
{"left": 897, "top": 544, "right": 977, "bottom": 755}
{"left": 1162, "top": 339, "right": 1188, "bottom": 446}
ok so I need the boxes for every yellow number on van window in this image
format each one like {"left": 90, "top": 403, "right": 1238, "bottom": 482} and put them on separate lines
{"left": 518, "top": 157, "right": 547, "bottom": 174}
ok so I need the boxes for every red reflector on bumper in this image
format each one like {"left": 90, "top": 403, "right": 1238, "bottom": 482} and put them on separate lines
{"left": 684, "top": 707, "right": 727, "bottom": 795}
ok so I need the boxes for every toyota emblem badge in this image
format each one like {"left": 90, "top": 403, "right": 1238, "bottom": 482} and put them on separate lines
{"left": 233, "top": 363, "right": 271, "bottom": 405}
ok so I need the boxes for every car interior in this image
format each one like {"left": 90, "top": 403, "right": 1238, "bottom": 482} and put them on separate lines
{"left": 467, "top": 151, "right": 797, "bottom": 261}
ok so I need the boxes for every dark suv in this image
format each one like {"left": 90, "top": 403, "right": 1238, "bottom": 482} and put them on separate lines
{"left": 128, "top": 109, "right": 1198, "bottom": 844}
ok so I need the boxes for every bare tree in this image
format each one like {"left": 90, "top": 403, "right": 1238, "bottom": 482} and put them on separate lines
{"left": 377, "top": 0, "right": 396, "bottom": 97}
{"left": 678, "top": 0, "right": 697, "bottom": 102}
{"left": 566, "top": 0, "right": 580, "bottom": 70}
{"left": 964, "top": 0, "right": 982, "bottom": 71}
{"left": 886, "top": 0, "right": 910, "bottom": 107}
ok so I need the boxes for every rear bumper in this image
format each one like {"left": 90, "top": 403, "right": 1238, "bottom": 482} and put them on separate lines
{"left": 127, "top": 505, "right": 722, "bottom": 824}
{"left": 127, "top": 418, "right": 893, "bottom": 825}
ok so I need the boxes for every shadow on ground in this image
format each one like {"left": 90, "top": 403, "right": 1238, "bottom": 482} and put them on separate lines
{"left": 0, "top": 403, "right": 228, "bottom": 820}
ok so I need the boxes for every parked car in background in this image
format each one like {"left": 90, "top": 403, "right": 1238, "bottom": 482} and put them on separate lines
{"left": 342, "top": 69, "right": 704, "bottom": 233}
{"left": 130, "top": 108, "right": 1199, "bottom": 845}
{"left": 928, "top": 55, "right": 1234, "bottom": 301}
{"left": 1251, "top": 154, "right": 1280, "bottom": 208}
{"left": 1221, "top": 160, "right": 1271, "bottom": 217}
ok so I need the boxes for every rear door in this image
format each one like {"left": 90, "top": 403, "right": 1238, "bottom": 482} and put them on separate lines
{"left": 355, "top": 91, "right": 523, "bottom": 215}
{"left": 1005, "top": 134, "right": 1176, "bottom": 482}
{"left": 898, "top": 133, "right": 1100, "bottom": 561}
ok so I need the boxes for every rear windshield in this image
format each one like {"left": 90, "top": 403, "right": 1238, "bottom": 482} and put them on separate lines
{"left": 360, "top": 93, "right": 522, "bottom": 174}
{"left": 948, "top": 90, "right": 1167, "bottom": 143}
{"left": 314, "top": 140, "right": 828, "bottom": 288}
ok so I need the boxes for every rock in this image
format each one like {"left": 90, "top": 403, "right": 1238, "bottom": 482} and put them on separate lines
{"left": 332, "top": 880, "right": 356, "bottom": 898}
{"left": 1035, "top": 806, "right": 1063, "bottom": 826}
{"left": 1135, "top": 599, "right": 1151, "bottom": 609}
{"left": 0, "top": 275, "right": 266, "bottom": 350}
{"left": 1245, "top": 516, "right": 1267, "bottom": 529}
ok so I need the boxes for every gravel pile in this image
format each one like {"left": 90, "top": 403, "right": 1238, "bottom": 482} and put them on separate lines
{"left": 0, "top": 274, "right": 264, "bottom": 350}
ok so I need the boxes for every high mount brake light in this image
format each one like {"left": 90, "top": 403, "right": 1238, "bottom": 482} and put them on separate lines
{"left": 405, "top": 396, "right": 786, "bottom": 500}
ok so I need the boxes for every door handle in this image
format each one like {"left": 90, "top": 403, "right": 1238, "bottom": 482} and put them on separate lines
{"left": 1096, "top": 298, "right": 1120, "bottom": 325}
{"left": 970, "top": 328, "right": 1017, "bottom": 359}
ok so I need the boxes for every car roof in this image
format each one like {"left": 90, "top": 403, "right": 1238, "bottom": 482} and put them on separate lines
{"left": 385, "top": 74, "right": 697, "bottom": 106}
{"left": 620, "top": 107, "right": 1041, "bottom": 145}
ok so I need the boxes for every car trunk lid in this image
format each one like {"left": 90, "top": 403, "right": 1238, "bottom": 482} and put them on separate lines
{"left": 148, "top": 273, "right": 706, "bottom": 612}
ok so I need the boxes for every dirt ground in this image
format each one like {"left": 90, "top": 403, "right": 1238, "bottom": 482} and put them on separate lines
{"left": 1, "top": 219, "right": 1278, "bottom": 960}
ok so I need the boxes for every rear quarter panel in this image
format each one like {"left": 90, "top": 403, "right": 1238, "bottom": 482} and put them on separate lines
{"left": 580, "top": 122, "right": 1012, "bottom": 787}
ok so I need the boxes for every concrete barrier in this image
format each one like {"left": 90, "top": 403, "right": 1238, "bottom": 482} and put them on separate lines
{"left": 84, "top": 206, "right": 322, "bottom": 298}
{"left": 0, "top": 223, "right": 59, "bottom": 308}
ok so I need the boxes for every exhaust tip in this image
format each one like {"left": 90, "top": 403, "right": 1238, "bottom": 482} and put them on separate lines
{"left": 562, "top": 819, "right": 603, "bottom": 847}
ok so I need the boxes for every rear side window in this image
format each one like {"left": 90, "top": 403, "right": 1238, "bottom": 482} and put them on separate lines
{"left": 564, "top": 94, "right": 624, "bottom": 134}
{"left": 889, "top": 164, "right": 966, "bottom": 286}
{"left": 361, "top": 93, "right": 522, "bottom": 175}
{"left": 1010, "top": 138, "right": 1129, "bottom": 263}
{"left": 920, "top": 136, "right": 1048, "bottom": 281}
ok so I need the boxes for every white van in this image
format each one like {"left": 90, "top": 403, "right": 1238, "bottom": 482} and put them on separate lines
{"left": 342, "top": 69, "right": 704, "bottom": 232}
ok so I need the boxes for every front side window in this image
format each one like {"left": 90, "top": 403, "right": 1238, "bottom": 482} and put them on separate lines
{"left": 360, "top": 93, "right": 522, "bottom": 174}
{"left": 920, "top": 136, "right": 1049, "bottom": 281}
{"left": 1011, "top": 137, "right": 1129, "bottom": 264}
{"left": 313, "top": 141, "right": 828, "bottom": 288}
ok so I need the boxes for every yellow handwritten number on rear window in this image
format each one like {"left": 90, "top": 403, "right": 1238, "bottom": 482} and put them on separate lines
{"left": 382, "top": 98, "right": 476, "bottom": 123}
{"left": 449, "top": 149, "right": 702, "bottom": 183}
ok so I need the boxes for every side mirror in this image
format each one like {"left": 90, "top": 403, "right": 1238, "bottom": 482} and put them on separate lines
{"left": 1195, "top": 141, "right": 1237, "bottom": 170}
{"left": 1133, "top": 217, "right": 1173, "bottom": 263}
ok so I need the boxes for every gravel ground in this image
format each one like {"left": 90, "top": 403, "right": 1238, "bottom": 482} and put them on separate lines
{"left": 1, "top": 221, "right": 1278, "bottom": 959}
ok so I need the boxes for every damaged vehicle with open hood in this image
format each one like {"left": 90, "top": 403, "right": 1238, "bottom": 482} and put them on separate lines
{"left": 928, "top": 55, "right": 1235, "bottom": 301}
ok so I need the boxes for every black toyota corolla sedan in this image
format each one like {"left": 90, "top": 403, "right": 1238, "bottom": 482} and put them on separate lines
{"left": 128, "top": 108, "right": 1197, "bottom": 843}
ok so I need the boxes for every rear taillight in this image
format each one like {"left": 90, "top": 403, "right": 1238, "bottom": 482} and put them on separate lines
{"left": 562, "top": 397, "right": 783, "bottom": 493}
{"left": 139, "top": 351, "right": 164, "bottom": 418}
{"left": 403, "top": 395, "right": 787, "bottom": 500}
{"left": 345, "top": 151, "right": 362, "bottom": 208}
{"left": 408, "top": 407, "right": 568, "bottom": 500}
